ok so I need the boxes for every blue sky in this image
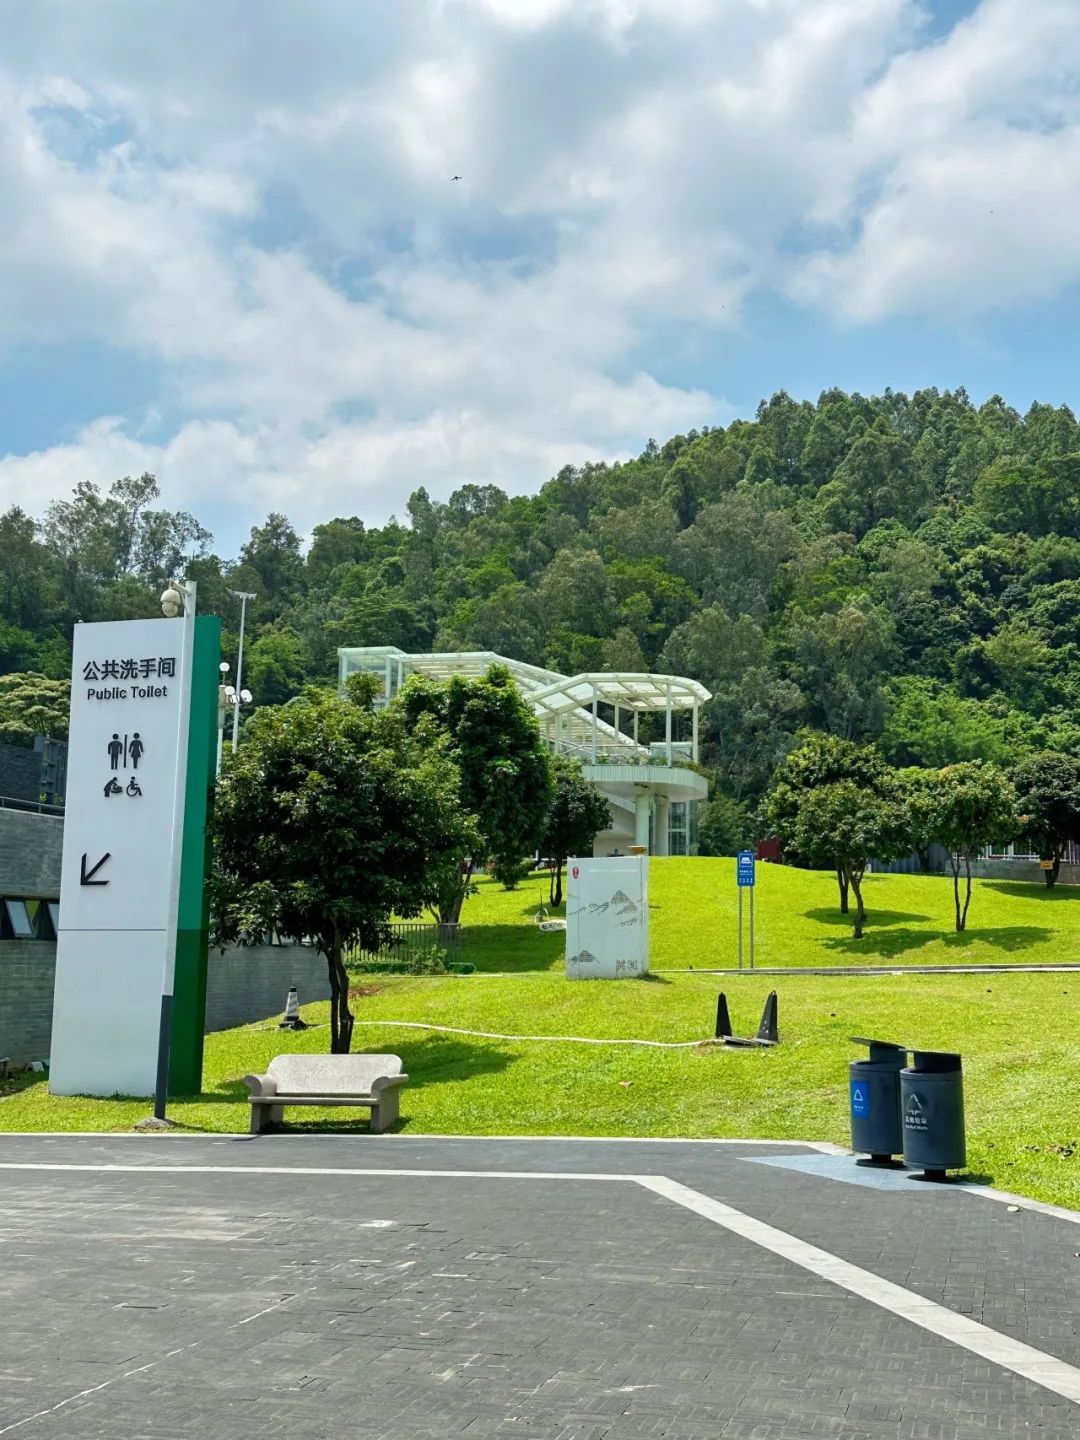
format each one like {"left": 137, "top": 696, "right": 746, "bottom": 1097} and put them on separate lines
{"left": 0, "top": 0, "right": 1076, "bottom": 555}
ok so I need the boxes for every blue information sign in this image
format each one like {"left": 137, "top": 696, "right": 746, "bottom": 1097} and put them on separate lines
{"left": 736, "top": 850, "right": 756, "bottom": 888}
{"left": 850, "top": 1080, "right": 869, "bottom": 1117}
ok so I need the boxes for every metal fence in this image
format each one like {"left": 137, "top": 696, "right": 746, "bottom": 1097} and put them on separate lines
{"left": 345, "top": 921, "right": 463, "bottom": 969}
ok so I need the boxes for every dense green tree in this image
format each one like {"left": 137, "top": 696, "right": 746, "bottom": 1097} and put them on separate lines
{"left": 780, "top": 598, "right": 894, "bottom": 739}
{"left": 791, "top": 780, "right": 909, "bottom": 938}
{"left": 210, "top": 684, "right": 476, "bottom": 1053}
{"left": 541, "top": 758, "right": 613, "bottom": 904}
{"left": 244, "top": 629, "right": 308, "bottom": 707}
{"left": 395, "top": 665, "right": 553, "bottom": 920}
{"left": 697, "top": 793, "right": 754, "bottom": 856}
{"left": 880, "top": 678, "right": 1036, "bottom": 768}
{"left": 1010, "top": 751, "right": 1080, "bottom": 887}
{"left": 764, "top": 734, "right": 888, "bottom": 911}
{"left": 0, "top": 673, "right": 70, "bottom": 745}
{"left": 927, "top": 762, "right": 1017, "bottom": 931}
{"left": 14, "top": 386, "right": 1080, "bottom": 854}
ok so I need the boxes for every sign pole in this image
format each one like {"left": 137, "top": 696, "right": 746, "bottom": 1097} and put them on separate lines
{"left": 736, "top": 849, "right": 756, "bottom": 971}
{"left": 152, "top": 579, "right": 197, "bottom": 1122}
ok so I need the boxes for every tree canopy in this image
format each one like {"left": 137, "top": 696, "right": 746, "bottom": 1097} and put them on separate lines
{"left": 541, "top": 756, "right": 614, "bottom": 905}
{"left": 209, "top": 685, "right": 476, "bottom": 1053}
{"left": 394, "top": 664, "right": 553, "bottom": 915}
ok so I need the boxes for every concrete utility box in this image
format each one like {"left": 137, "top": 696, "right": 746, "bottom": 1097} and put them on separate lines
{"left": 849, "top": 1037, "right": 908, "bottom": 1163}
{"left": 565, "top": 855, "right": 649, "bottom": 979}
{"left": 901, "top": 1049, "right": 966, "bottom": 1179}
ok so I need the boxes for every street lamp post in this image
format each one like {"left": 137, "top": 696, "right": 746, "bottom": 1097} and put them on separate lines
{"left": 216, "top": 661, "right": 252, "bottom": 777}
{"left": 229, "top": 590, "right": 256, "bottom": 754}
{"left": 217, "top": 662, "right": 230, "bottom": 776}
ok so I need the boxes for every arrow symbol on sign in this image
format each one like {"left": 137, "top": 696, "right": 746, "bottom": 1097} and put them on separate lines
{"left": 80, "top": 852, "right": 111, "bottom": 886}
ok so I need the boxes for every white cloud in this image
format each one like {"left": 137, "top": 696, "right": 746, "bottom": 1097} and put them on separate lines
{"left": 0, "top": 0, "right": 1075, "bottom": 543}
{"left": 792, "top": 0, "right": 1080, "bottom": 318}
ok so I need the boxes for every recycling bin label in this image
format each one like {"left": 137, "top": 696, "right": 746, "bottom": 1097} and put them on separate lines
{"left": 850, "top": 1080, "right": 869, "bottom": 1117}
{"left": 904, "top": 1091, "right": 928, "bottom": 1133}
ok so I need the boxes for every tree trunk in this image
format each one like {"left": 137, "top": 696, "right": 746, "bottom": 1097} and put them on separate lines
{"left": 1045, "top": 853, "right": 1060, "bottom": 888}
{"left": 959, "top": 853, "right": 973, "bottom": 932}
{"left": 950, "top": 853, "right": 962, "bottom": 932}
{"left": 438, "top": 859, "right": 474, "bottom": 926}
{"left": 550, "top": 859, "right": 563, "bottom": 908}
{"left": 849, "top": 866, "right": 866, "bottom": 940}
{"left": 326, "top": 937, "right": 354, "bottom": 1055}
{"left": 836, "top": 866, "right": 849, "bottom": 914}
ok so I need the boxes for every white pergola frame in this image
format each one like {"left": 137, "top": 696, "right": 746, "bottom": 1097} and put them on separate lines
{"left": 339, "top": 648, "right": 711, "bottom": 768}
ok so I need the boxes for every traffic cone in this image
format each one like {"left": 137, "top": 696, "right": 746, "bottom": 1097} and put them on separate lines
{"left": 755, "top": 991, "right": 779, "bottom": 1046}
{"left": 279, "top": 987, "right": 307, "bottom": 1030}
{"left": 715, "top": 993, "right": 733, "bottom": 1039}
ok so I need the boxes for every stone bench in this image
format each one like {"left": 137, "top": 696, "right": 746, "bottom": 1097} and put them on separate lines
{"left": 243, "top": 1054, "right": 408, "bottom": 1134}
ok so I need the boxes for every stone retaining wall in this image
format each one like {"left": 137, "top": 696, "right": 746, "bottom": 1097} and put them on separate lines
{"left": 0, "top": 809, "right": 63, "bottom": 898}
{"left": 0, "top": 942, "right": 331, "bottom": 1069}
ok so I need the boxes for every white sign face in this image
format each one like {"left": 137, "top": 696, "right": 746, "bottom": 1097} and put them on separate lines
{"left": 50, "top": 618, "right": 185, "bottom": 1096}
{"left": 565, "top": 855, "right": 649, "bottom": 979}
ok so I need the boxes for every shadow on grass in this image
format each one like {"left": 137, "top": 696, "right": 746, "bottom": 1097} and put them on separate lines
{"left": 821, "top": 925, "right": 1053, "bottom": 959}
{"left": 979, "top": 880, "right": 1080, "bottom": 902}
{"left": 459, "top": 923, "right": 564, "bottom": 972}
{"left": 805, "top": 907, "right": 933, "bottom": 928}
{"left": 164, "top": 1036, "right": 518, "bottom": 1133}
{"left": 0, "top": 1069, "right": 47, "bottom": 1101}
{"left": 248, "top": 1035, "right": 516, "bottom": 1134}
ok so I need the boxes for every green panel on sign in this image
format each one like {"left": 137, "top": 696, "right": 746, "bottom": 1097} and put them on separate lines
{"left": 169, "top": 614, "right": 220, "bottom": 1095}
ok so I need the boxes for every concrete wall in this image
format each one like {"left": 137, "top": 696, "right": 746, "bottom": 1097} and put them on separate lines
{"left": 0, "top": 940, "right": 55, "bottom": 1067}
{"left": 0, "top": 942, "right": 332, "bottom": 1069}
{"left": 0, "top": 809, "right": 63, "bottom": 898}
{"left": 0, "top": 744, "right": 44, "bottom": 804}
{"left": 203, "top": 945, "right": 331, "bottom": 1034}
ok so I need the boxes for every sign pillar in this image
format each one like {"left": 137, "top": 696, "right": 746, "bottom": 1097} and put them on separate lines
{"left": 169, "top": 615, "right": 221, "bottom": 1094}
{"left": 49, "top": 615, "right": 218, "bottom": 1098}
{"left": 736, "top": 849, "right": 756, "bottom": 971}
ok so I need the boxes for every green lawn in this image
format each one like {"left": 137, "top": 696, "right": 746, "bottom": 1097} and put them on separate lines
{"left": 458, "top": 859, "right": 1080, "bottom": 972}
{"left": 4, "top": 968, "right": 1079, "bottom": 1212}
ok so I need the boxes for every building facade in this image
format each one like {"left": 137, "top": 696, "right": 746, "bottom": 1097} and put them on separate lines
{"left": 337, "top": 646, "right": 711, "bottom": 857}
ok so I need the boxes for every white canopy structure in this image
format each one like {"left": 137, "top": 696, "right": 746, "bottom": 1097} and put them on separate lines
{"left": 338, "top": 646, "right": 712, "bottom": 856}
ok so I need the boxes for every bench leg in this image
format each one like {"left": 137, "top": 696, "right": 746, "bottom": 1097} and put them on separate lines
{"left": 250, "top": 1103, "right": 284, "bottom": 1134}
{"left": 370, "top": 1088, "right": 399, "bottom": 1132}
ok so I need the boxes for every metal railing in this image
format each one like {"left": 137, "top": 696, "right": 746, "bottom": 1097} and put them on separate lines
{"left": 0, "top": 794, "right": 65, "bottom": 816}
{"left": 345, "top": 921, "right": 463, "bottom": 969}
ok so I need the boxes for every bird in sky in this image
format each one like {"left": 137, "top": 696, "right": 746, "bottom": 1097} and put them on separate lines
{"left": 451, "top": 174, "right": 462, "bottom": 181}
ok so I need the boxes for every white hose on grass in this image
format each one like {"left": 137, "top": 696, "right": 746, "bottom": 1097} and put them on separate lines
{"left": 354, "top": 1020, "right": 718, "bottom": 1049}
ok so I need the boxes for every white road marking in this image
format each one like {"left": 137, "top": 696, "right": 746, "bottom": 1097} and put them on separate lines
{"left": 640, "top": 1175, "right": 1080, "bottom": 1407}
{"left": 0, "top": 1162, "right": 634, "bottom": 1181}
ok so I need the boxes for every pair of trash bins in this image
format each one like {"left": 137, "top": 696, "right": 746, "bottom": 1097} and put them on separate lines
{"left": 849, "top": 1037, "right": 965, "bottom": 1180}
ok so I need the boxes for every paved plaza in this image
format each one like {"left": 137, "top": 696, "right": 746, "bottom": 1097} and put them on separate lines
{"left": 3, "top": 1134, "right": 1080, "bottom": 1438}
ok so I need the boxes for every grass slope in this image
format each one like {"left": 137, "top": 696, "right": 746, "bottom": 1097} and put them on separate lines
{"left": 4, "top": 970, "right": 1079, "bottom": 1212}
{"left": 459, "top": 859, "right": 1080, "bottom": 972}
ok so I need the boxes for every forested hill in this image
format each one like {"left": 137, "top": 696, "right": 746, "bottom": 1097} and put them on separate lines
{"left": 5, "top": 386, "right": 1080, "bottom": 836}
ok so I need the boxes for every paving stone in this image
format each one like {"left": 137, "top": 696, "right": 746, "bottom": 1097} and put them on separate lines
{"left": 1, "top": 1135, "right": 1079, "bottom": 1438}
